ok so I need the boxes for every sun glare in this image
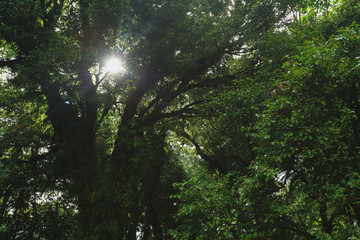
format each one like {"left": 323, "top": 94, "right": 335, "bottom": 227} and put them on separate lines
{"left": 104, "top": 57, "right": 125, "bottom": 74}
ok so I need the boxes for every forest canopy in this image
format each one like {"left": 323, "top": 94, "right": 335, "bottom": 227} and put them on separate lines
{"left": 1, "top": 0, "right": 360, "bottom": 239}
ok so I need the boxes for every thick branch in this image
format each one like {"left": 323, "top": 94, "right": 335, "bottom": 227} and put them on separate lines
{"left": 156, "top": 107, "right": 196, "bottom": 120}
{"left": 121, "top": 68, "right": 159, "bottom": 125}
{"left": 144, "top": 101, "right": 204, "bottom": 126}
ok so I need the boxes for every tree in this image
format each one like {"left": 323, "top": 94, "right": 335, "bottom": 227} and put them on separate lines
{"left": 172, "top": 0, "right": 360, "bottom": 239}
{"left": 254, "top": 21, "right": 360, "bottom": 238}
{"left": 0, "top": 0, "right": 292, "bottom": 239}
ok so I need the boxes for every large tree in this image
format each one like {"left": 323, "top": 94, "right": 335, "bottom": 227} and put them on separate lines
{"left": 172, "top": 1, "right": 360, "bottom": 239}
{"left": 0, "top": 0, "right": 292, "bottom": 239}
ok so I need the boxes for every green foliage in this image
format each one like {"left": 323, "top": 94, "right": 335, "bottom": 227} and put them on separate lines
{"left": 0, "top": 77, "right": 77, "bottom": 239}
{"left": 4, "top": 0, "right": 359, "bottom": 239}
{"left": 254, "top": 22, "right": 360, "bottom": 238}
{"left": 171, "top": 1, "right": 360, "bottom": 239}
{"left": 170, "top": 170, "right": 244, "bottom": 240}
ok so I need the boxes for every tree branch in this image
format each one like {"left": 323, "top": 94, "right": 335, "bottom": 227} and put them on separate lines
{"left": 178, "top": 131, "right": 213, "bottom": 164}
{"left": 121, "top": 68, "right": 160, "bottom": 125}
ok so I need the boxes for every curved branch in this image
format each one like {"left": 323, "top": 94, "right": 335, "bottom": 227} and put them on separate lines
{"left": 121, "top": 69, "right": 160, "bottom": 125}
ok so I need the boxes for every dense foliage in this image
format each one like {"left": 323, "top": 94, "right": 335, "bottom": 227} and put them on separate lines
{"left": 1, "top": 0, "right": 359, "bottom": 239}
{"left": 171, "top": 1, "right": 360, "bottom": 239}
